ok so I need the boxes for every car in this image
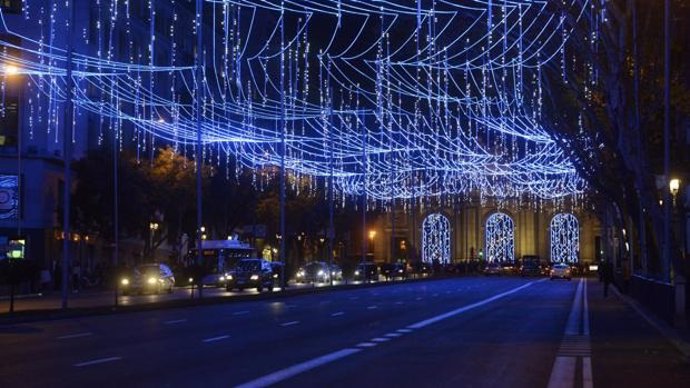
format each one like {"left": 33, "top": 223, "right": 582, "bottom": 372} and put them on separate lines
{"left": 295, "top": 261, "right": 332, "bottom": 283}
{"left": 500, "top": 262, "right": 518, "bottom": 275}
{"left": 410, "top": 262, "right": 432, "bottom": 277}
{"left": 354, "top": 262, "right": 379, "bottom": 281}
{"left": 520, "top": 261, "right": 542, "bottom": 277}
{"left": 328, "top": 263, "right": 343, "bottom": 281}
{"left": 483, "top": 262, "right": 501, "bottom": 276}
{"left": 120, "top": 263, "right": 175, "bottom": 295}
{"left": 550, "top": 263, "right": 572, "bottom": 280}
{"left": 226, "top": 259, "right": 275, "bottom": 292}
{"left": 380, "top": 263, "right": 407, "bottom": 280}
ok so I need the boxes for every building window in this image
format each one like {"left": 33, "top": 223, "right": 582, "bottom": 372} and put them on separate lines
{"left": 550, "top": 213, "right": 580, "bottom": 263}
{"left": 485, "top": 212, "right": 514, "bottom": 262}
{"left": 422, "top": 213, "right": 451, "bottom": 264}
{"left": 0, "top": 96, "right": 18, "bottom": 147}
{"left": 1, "top": 0, "right": 22, "bottom": 14}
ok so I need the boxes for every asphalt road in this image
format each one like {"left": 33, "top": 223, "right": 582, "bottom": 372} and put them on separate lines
{"left": 1, "top": 277, "right": 689, "bottom": 387}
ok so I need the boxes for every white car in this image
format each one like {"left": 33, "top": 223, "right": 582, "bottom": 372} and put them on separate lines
{"left": 550, "top": 263, "right": 572, "bottom": 280}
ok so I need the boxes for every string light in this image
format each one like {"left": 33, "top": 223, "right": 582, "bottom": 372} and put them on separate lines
{"left": 0, "top": 0, "right": 594, "bottom": 205}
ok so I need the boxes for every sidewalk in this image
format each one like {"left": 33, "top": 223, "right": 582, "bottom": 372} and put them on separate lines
{"left": 587, "top": 279, "right": 690, "bottom": 387}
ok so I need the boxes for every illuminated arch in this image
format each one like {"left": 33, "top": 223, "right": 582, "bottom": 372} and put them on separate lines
{"left": 550, "top": 213, "right": 580, "bottom": 263}
{"left": 422, "top": 213, "right": 451, "bottom": 264}
{"left": 485, "top": 212, "right": 514, "bottom": 262}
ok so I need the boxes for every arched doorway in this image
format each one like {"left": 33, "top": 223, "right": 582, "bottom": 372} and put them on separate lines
{"left": 485, "top": 212, "right": 514, "bottom": 262}
{"left": 550, "top": 213, "right": 580, "bottom": 263}
{"left": 422, "top": 213, "right": 451, "bottom": 264}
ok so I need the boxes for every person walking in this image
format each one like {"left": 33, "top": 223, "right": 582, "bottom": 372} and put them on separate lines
{"left": 602, "top": 261, "right": 614, "bottom": 298}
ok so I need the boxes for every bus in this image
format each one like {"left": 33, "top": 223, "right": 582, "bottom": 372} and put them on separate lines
{"left": 186, "top": 239, "right": 255, "bottom": 286}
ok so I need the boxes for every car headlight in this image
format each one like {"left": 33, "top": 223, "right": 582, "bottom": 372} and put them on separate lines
{"left": 297, "top": 271, "right": 304, "bottom": 277}
{"left": 121, "top": 278, "right": 130, "bottom": 286}
{"left": 188, "top": 277, "right": 194, "bottom": 283}
{"left": 226, "top": 274, "right": 233, "bottom": 280}
{"left": 220, "top": 276, "right": 226, "bottom": 281}
{"left": 148, "top": 277, "right": 157, "bottom": 285}
{"left": 250, "top": 274, "right": 259, "bottom": 281}
{"left": 273, "top": 274, "right": 278, "bottom": 279}
{"left": 354, "top": 270, "right": 360, "bottom": 276}
{"left": 318, "top": 270, "right": 324, "bottom": 276}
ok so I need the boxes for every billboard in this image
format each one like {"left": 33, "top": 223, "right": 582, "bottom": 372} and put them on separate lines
{"left": 0, "top": 175, "right": 19, "bottom": 220}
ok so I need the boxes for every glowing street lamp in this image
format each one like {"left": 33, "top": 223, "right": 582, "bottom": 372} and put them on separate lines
{"left": 3, "top": 64, "right": 20, "bottom": 76}
{"left": 670, "top": 178, "right": 680, "bottom": 206}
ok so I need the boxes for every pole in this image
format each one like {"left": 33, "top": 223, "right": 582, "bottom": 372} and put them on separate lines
{"left": 113, "top": 119, "right": 119, "bottom": 307}
{"left": 195, "top": 0, "right": 204, "bottom": 298}
{"left": 361, "top": 112, "right": 367, "bottom": 282}
{"left": 328, "top": 111, "right": 335, "bottom": 286}
{"left": 61, "top": 0, "right": 77, "bottom": 309}
{"left": 662, "top": 0, "right": 671, "bottom": 283}
{"left": 279, "top": 9, "right": 287, "bottom": 290}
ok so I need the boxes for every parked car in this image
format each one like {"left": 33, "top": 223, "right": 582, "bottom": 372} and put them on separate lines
{"left": 410, "top": 262, "right": 432, "bottom": 277}
{"left": 328, "top": 263, "right": 343, "bottom": 281}
{"left": 550, "top": 263, "right": 572, "bottom": 280}
{"left": 380, "top": 263, "right": 407, "bottom": 280}
{"left": 120, "top": 263, "right": 175, "bottom": 295}
{"left": 354, "top": 262, "right": 379, "bottom": 281}
{"left": 520, "top": 261, "right": 542, "bottom": 277}
{"left": 483, "top": 262, "right": 501, "bottom": 276}
{"left": 226, "top": 259, "right": 275, "bottom": 292}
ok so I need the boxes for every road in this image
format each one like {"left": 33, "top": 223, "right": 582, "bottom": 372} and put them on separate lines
{"left": 1, "top": 277, "right": 688, "bottom": 387}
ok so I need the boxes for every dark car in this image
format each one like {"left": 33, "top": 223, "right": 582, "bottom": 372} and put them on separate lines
{"left": 410, "top": 262, "right": 432, "bottom": 277}
{"left": 354, "top": 262, "right": 379, "bottom": 281}
{"left": 120, "top": 263, "right": 175, "bottom": 295}
{"left": 520, "top": 261, "right": 542, "bottom": 277}
{"left": 483, "top": 262, "right": 501, "bottom": 276}
{"left": 296, "top": 261, "right": 333, "bottom": 283}
{"left": 226, "top": 259, "right": 274, "bottom": 292}
{"left": 380, "top": 263, "right": 407, "bottom": 280}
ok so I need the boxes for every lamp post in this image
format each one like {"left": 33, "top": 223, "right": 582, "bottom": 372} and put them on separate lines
{"left": 149, "top": 222, "right": 159, "bottom": 259}
{"left": 670, "top": 179, "right": 680, "bottom": 207}
{"left": 368, "top": 230, "right": 376, "bottom": 258}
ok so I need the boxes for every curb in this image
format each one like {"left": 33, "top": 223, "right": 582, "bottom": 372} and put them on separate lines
{"left": 0, "top": 275, "right": 451, "bottom": 325}
{"left": 611, "top": 285, "right": 690, "bottom": 360}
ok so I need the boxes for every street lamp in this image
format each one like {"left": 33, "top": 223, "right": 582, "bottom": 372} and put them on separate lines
{"left": 3, "top": 64, "right": 20, "bottom": 76}
{"left": 149, "top": 221, "right": 159, "bottom": 258}
{"left": 670, "top": 178, "right": 680, "bottom": 206}
{"left": 368, "top": 230, "right": 376, "bottom": 255}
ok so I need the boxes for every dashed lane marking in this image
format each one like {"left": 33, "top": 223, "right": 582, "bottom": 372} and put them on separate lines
{"left": 280, "top": 321, "right": 300, "bottom": 327}
{"left": 164, "top": 319, "right": 187, "bottom": 325}
{"left": 57, "top": 332, "right": 93, "bottom": 340}
{"left": 367, "top": 305, "right": 378, "bottom": 310}
{"left": 202, "top": 335, "right": 230, "bottom": 343}
{"left": 330, "top": 312, "right": 344, "bottom": 317}
{"left": 371, "top": 337, "right": 391, "bottom": 343}
{"left": 235, "top": 348, "right": 361, "bottom": 388}
{"left": 356, "top": 342, "right": 377, "bottom": 348}
{"left": 73, "top": 357, "right": 122, "bottom": 367}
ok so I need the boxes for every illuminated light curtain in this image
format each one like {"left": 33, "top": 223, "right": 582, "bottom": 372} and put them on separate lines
{"left": 0, "top": 0, "right": 596, "bottom": 203}
{"left": 485, "top": 212, "right": 514, "bottom": 262}
{"left": 422, "top": 212, "right": 451, "bottom": 264}
{"left": 550, "top": 213, "right": 579, "bottom": 263}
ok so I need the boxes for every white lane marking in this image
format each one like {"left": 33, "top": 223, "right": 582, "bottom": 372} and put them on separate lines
{"left": 233, "top": 310, "right": 250, "bottom": 316}
{"left": 330, "top": 312, "right": 344, "bottom": 317}
{"left": 203, "top": 335, "right": 230, "bottom": 343}
{"left": 408, "top": 280, "right": 543, "bottom": 329}
{"left": 235, "top": 348, "right": 361, "bottom": 388}
{"left": 583, "top": 357, "right": 593, "bottom": 388}
{"left": 371, "top": 337, "right": 390, "bottom": 343}
{"left": 546, "top": 357, "right": 576, "bottom": 388}
{"left": 395, "top": 301, "right": 404, "bottom": 305}
{"left": 356, "top": 342, "right": 377, "bottom": 348}
{"left": 58, "top": 332, "right": 93, "bottom": 340}
{"left": 280, "top": 321, "right": 300, "bottom": 327}
{"left": 415, "top": 297, "right": 422, "bottom": 301}
{"left": 385, "top": 333, "right": 402, "bottom": 338}
{"left": 367, "top": 305, "right": 378, "bottom": 310}
{"left": 164, "top": 319, "right": 187, "bottom": 325}
{"left": 73, "top": 357, "right": 122, "bottom": 367}
{"left": 397, "top": 329, "right": 413, "bottom": 333}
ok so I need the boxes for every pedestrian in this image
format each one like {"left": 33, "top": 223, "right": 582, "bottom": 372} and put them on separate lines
{"left": 602, "top": 261, "right": 613, "bottom": 298}
{"left": 72, "top": 261, "right": 81, "bottom": 293}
